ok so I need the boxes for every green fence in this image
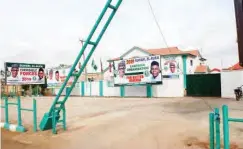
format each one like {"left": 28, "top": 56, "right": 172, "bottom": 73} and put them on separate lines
{"left": 209, "top": 105, "right": 243, "bottom": 149}
{"left": 0, "top": 97, "right": 37, "bottom": 132}
{"left": 186, "top": 74, "right": 221, "bottom": 97}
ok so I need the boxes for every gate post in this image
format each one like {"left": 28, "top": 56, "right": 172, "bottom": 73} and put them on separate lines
{"left": 182, "top": 55, "right": 187, "bottom": 90}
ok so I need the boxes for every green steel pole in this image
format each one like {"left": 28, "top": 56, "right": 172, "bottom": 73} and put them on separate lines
{"left": 17, "top": 96, "right": 22, "bottom": 127}
{"left": 52, "top": 110, "right": 56, "bottom": 134}
{"left": 63, "top": 106, "right": 66, "bottom": 130}
{"left": 228, "top": 118, "right": 243, "bottom": 122}
{"left": 4, "top": 97, "right": 9, "bottom": 126}
{"left": 48, "top": 0, "right": 114, "bottom": 114}
{"left": 209, "top": 112, "right": 215, "bottom": 149}
{"left": 214, "top": 108, "right": 220, "bottom": 149}
{"left": 60, "top": 0, "right": 123, "bottom": 105}
{"left": 222, "top": 105, "right": 229, "bottom": 149}
{"left": 33, "top": 99, "right": 37, "bottom": 132}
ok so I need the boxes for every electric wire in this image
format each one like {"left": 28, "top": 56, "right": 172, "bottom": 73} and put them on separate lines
{"left": 146, "top": 0, "right": 223, "bottom": 112}
{"left": 146, "top": 0, "right": 170, "bottom": 49}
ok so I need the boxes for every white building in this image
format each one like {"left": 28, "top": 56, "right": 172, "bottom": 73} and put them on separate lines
{"left": 51, "top": 46, "right": 208, "bottom": 98}
{"left": 221, "top": 62, "right": 243, "bottom": 99}
{"left": 101, "top": 46, "right": 206, "bottom": 97}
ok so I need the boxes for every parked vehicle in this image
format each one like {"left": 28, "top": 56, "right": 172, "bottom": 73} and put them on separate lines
{"left": 234, "top": 85, "right": 243, "bottom": 101}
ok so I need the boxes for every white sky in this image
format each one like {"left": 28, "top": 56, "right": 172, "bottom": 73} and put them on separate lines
{"left": 0, "top": 0, "right": 240, "bottom": 72}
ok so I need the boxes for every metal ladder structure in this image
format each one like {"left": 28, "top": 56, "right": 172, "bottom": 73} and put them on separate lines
{"left": 39, "top": 0, "right": 123, "bottom": 131}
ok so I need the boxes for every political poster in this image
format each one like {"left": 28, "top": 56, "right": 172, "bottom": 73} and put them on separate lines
{"left": 46, "top": 67, "right": 75, "bottom": 88}
{"left": 5, "top": 62, "right": 45, "bottom": 85}
{"left": 113, "top": 55, "right": 162, "bottom": 86}
{"left": 162, "top": 56, "right": 181, "bottom": 78}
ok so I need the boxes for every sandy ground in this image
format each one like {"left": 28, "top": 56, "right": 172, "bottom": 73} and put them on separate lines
{"left": 1, "top": 96, "right": 243, "bottom": 149}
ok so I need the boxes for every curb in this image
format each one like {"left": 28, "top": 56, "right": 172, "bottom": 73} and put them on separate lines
{"left": 0, "top": 122, "right": 26, "bottom": 132}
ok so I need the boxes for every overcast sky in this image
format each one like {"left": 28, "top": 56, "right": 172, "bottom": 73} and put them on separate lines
{"left": 0, "top": 0, "right": 240, "bottom": 72}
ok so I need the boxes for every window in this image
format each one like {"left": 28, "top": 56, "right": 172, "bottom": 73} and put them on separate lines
{"left": 190, "top": 60, "right": 193, "bottom": 66}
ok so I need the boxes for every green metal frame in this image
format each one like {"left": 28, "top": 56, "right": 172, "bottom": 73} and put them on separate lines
{"left": 0, "top": 97, "right": 37, "bottom": 132}
{"left": 222, "top": 105, "right": 243, "bottom": 149}
{"left": 52, "top": 105, "right": 66, "bottom": 134}
{"left": 39, "top": 0, "right": 123, "bottom": 131}
{"left": 209, "top": 105, "right": 243, "bottom": 149}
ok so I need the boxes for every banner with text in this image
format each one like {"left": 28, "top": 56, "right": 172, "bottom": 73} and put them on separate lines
{"left": 113, "top": 55, "right": 162, "bottom": 86}
{"left": 5, "top": 62, "right": 45, "bottom": 85}
{"left": 162, "top": 56, "right": 181, "bottom": 79}
{"left": 46, "top": 67, "right": 75, "bottom": 88}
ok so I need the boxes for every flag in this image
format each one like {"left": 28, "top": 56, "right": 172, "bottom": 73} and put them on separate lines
{"left": 100, "top": 58, "right": 103, "bottom": 73}
{"left": 109, "top": 62, "right": 112, "bottom": 72}
{"left": 91, "top": 59, "right": 97, "bottom": 71}
{"left": 112, "top": 62, "right": 116, "bottom": 77}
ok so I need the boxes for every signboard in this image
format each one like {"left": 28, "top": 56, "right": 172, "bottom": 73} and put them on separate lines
{"left": 5, "top": 62, "right": 45, "bottom": 85}
{"left": 113, "top": 55, "right": 162, "bottom": 86}
{"left": 162, "top": 56, "right": 181, "bottom": 79}
{"left": 46, "top": 67, "right": 75, "bottom": 88}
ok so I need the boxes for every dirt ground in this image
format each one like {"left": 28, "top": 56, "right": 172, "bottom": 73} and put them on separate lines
{"left": 1, "top": 96, "right": 243, "bottom": 149}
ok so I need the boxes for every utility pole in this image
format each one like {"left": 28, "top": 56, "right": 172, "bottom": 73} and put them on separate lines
{"left": 79, "top": 39, "right": 88, "bottom": 82}
{"left": 233, "top": 0, "right": 243, "bottom": 66}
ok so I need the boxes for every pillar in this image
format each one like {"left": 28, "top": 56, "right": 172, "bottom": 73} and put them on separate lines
{"left": 146, "top": 84, "right": 152, "bottom": 98}
{"left": 120, "top": 86, "right": 125, "bottom": 97}
{"left": 182, "top": 55, "right": 187, "bottom": 89}
{"left": 99, "top": 80, "right": 103, "bottom": 96}
{"left": 81, "top": 81, "right": 85, "bottom": 96}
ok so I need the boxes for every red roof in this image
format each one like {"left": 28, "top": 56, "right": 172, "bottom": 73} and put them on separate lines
{"left": 195, "top": 65, "right": 209, "bottom": 73}
{"left": 227, "top": 62, "right": 243, "bottom": 70}
{"left": 146, "top": 47, "right": 199, "bottom": 56}
{"left": 210, "top": 68, "right": 221, "bottom": 72}
{"left": 108, "top": 46, "right": 201, "bottom": 61}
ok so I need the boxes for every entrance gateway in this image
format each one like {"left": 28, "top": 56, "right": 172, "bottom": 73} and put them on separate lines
{"left": 39, "top": 0, "right": 123, "bottom": 131}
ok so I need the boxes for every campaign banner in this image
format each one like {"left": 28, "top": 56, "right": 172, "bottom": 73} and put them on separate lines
{"left": 5, "top": 62, "right": 45, "bottom": 85}
{"left": 162, "top": 56, "right": 181, "bottom": 79}
{"left": 113, "top": 55, "right": 162, "bottom": 86}
{"left": 46, "top": 67, "right": 75, "bottom": 88}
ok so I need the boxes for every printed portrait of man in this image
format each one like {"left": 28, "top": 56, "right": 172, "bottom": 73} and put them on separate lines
{"left": 169, "top": 62, "right": 176, "bottom": 73}
{"left": 150, "top": 61, "right": 161, "bottom": 82}
{"left": 10, "top": 64, "right": 19, "bottom": 78}
{"left": 49, "top": 69, "right": 53, "bottom": 80}
{"left": 55, "top": 70, "right": 60, "bottom": 81}
{"left": 38, "top": 68, "right": 44, "bottom": 80}
{"left": 114, "top": 60, "right": 127, "bottom": 84}
{"left": 118, "top": 61, "right": 126, "bottom": 78}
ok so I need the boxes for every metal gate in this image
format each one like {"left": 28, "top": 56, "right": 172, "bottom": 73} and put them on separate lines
{"left": 186, "top": 74, "right": 221, "bottom": 97}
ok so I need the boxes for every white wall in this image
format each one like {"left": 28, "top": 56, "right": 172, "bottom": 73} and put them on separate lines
{"left": 221, "top": 70, "right": 243, "bottom": 98}
{"left": 153, "top": 74, "right": 184, "bottom": 97}
{"left": 187, "top": 56, "right": 200, "bottom": 74}
{"left": 84, "top": 81, "right": 100, "bottom": 96}
{"left": 103, "top": 81, "right": 120, "bottom": 96}
{"left": 125, "top": 85, "right": 147, "bottom": 97}
{"left": 53, "top": 84, "right": 81, "bottom": 96}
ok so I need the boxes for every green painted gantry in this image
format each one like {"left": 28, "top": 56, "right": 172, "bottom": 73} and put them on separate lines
{"left": 39, "top": 0, "right": 123, "bottom": 132}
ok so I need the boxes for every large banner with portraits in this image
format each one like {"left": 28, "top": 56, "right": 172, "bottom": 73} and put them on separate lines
{"left": 46, "top": 67, "right": 75, "bottom": 88}
{"left": 113, "top": 55, "right": 162, "bottom": 86}
{"left": 5, "top": 62, "right": 45, "bottom": 85}
{"left": 162, "top": 56, "right": 181, "bottom": 78}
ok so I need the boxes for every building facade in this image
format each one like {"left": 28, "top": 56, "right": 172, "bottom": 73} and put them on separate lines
{"left": 101, "top": 46, "right": 206, "bottom": 97}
